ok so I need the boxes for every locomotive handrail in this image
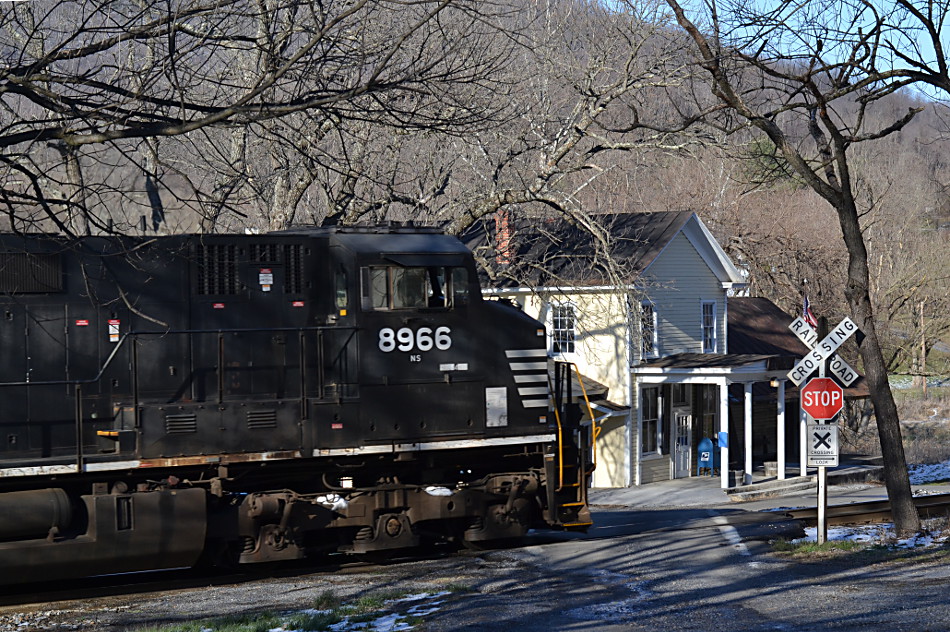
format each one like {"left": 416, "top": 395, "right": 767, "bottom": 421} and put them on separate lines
{"left": 0, "top": 325, "right": 356, "bottom": 388}
{"left": 0, "top": 324, "right": 357, "bottom": 474}
{"left": 568, "top": 362, "right": 598, "bottom": 473}
{"left": 550, "top": 384, "right": 565, "bottom": 491}
{"left": 550, "top": 362, "right": 598, "bottom": 492}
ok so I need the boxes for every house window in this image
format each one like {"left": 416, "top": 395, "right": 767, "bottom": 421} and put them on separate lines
{"left": 640, "top": 301, "right": 657, "bottom": 358}
{"left": 671, "top": 383, "right": 689, "bottom": 406}
{"left": 642, "top": 387, "right": 659, "bottom": 454}
{"left": 702, "top": 301, "right": 717, "bottom": 353}
{"left": 551, "top": 303, "right": 576, "bottom": 354}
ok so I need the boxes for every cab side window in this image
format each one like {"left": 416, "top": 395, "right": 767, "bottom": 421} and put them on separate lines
{"left": 361, "top": 265, "right": 470, "bottom": 311}
{"left": 335, "top": 267, "right": 348, "bottom": 311}
{"left": 450, "top": 267, "right": 469, "bottom": 307}
{"left": 392, "top": 267, "right": 426, "bottom": 308}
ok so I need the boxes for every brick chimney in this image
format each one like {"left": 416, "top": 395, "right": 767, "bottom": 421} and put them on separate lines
{"left": 495, "top": 208, "right": 512, "bottom": 266}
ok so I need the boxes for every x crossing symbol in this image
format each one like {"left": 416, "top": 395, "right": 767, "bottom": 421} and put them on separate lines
{"left": 813, "top": 432, "right": 832, "bottom": 450}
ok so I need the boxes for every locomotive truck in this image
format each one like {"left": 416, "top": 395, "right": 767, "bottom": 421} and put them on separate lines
{"left": 0, "top": 225, "right": 591, "bottom": 584}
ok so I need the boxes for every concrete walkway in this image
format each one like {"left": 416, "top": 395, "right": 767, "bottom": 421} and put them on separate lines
{"left": 589, "top": 465, "right": 950, "bottom": 513}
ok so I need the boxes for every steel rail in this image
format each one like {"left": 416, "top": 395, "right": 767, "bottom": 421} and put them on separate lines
{"left": 784, "top": 493, "right": 950, "bottom": 526}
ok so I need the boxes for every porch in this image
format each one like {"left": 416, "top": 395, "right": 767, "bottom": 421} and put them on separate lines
{"left": 634, "top": 353, "right": 803, "bottom": 489}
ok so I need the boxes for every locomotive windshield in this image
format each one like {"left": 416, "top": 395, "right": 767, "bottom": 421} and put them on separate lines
{"left": 360, "top": 265, "right": 469, "bottom": 310}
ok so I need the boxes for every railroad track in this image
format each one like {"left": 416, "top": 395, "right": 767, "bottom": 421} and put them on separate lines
{"left": 784, "top": 493, "right": 950, "bottom": 526}
{"left": 0, "top": 556, "right": 383, "bottom": 608}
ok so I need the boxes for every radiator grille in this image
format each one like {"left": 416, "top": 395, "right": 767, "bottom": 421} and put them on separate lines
{"left": 165, "top": 413, "right": 198, "bottom": 434}
{"left": 195, "top": 244, "right": 239, "bottom": 295}
{"left": 284, "top": 244, "right": 303, "bottom": 294}
{"left": 247, "top": 410, "right": 278, "bottom": 429}
{"left": 249, "top": 244, "right": 279, "bottom": 263}
{"left": 0, "top": 252, "right": 63, "bottom": 293}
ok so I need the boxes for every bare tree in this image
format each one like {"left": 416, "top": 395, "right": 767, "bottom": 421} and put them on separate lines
{"left": 439, "top": 0, "right": 707, "bottom": 237}
{"left": 664, "top": 0, "right": 924, "bottom": 533}
{"left": 0, "top": 0, "right": 510, "bottom": 234}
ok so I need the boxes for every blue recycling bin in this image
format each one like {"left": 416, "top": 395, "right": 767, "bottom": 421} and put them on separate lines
{"left": 698, "top": 437, "right": 714, "bottom": 476}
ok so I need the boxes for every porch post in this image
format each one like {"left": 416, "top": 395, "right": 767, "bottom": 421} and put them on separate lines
{"left": 777, "top": 379, "right": 786, "bottom": 480}
{"left": 719, "top": 378, "right": 729, "bottom": 489}
{"left": 744, "top": 382, "right": 753, "bottom": 486}
{"left": 800, "top": 406, "right": 808, "bottom": 477}
{"left": 635, "top": 383, "right": 643, "bottom": 486}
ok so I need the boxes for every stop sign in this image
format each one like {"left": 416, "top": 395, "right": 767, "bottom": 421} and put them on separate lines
{"left": 800, "top": 377, "right": 844, "bottom": 420}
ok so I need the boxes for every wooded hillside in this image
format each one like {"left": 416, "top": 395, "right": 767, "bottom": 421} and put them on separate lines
{"left": 1, "top": 0, "right": 947, "bottom": 376}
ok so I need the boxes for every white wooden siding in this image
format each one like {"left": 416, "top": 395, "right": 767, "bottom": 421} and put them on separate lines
{"left": 642, "top": 232, "right": 727, "bottom": 357}
{"left": 641, "top": 455, "right": 672, "bottom": 484}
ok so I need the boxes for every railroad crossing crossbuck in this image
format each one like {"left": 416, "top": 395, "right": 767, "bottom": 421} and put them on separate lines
{"left": 787, "top": 317, "right": 859, "bottom": 387}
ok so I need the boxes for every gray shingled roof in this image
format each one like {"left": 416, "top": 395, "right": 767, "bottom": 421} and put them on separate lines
{"left": 638, "top": 352, "right": 796, "bottom": 371}
{"left": 728, "top": 297, "right": 811, "bottom": 357}
{"left": 460, "top": 211, "right": 694, "bottom": 287}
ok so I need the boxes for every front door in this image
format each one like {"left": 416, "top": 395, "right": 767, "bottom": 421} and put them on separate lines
{"left": 674, "top": 413, "right": 692, "bottom": 478}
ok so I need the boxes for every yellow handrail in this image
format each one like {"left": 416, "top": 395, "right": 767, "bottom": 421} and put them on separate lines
{"left": 570, "top": 362, "right": 599, "bottom": 472}
{"left": 548, "top": 371, "right": 566, "bottom": 491}
{"left": 548, "top": 362, "right": 600, "bottom": 492}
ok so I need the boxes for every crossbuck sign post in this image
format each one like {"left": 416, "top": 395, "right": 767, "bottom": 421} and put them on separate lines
{"left": 786, "top": 315, "right": 862, "bottom": 545}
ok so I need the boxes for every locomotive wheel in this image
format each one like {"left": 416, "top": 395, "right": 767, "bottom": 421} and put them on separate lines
{"left": 461, "top": 500, "right": 532, "bottom": 550}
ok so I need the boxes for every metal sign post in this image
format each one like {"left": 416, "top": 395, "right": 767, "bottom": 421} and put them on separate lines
{"left": 789, "top": 316, "right": 855, "bottom": 547}
{"left": 820, "top": 461, "right": 827, "bottom": 545}
{"left": 807, "top": 421, "right": 839, "bottom": 544}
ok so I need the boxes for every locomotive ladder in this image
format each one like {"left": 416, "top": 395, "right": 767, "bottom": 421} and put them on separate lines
{"left": 547, "top": 361, "right": 596, "bottom": 530}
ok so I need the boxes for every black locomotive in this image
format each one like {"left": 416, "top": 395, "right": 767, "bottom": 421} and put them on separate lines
{"left": 0, "top": 225, "right": 591, "bottom": 584}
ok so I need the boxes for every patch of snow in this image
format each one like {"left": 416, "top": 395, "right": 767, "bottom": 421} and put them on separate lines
{"left": 908, "top": 459, "right": 950, "bottom": 484}
{"left": 895, "top": 533, "right": 936, "bottom": 549}
{"left": 284, "top": 591, "right": 450, "bottom": 632}
{"left": 405, "top": 603, "right": 442, "bottom": 617}
{"left": 795, "top": 526, "right": 882, "bottom": 543}
{"left": 794, "top": 522, "right": 950, "bottom": 549}
{"left": 392, "top": 593, "right": 443, "bottom": 603}
{"left": 889, "top": 376, "right": 950, "bottom": 389}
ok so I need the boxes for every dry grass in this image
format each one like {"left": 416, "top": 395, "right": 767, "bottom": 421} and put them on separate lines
{"left": 843, "top": 386, "right": 950, "bottom": 465}
{"left": 893, "top": 386, "right": 950, "bottom": 422}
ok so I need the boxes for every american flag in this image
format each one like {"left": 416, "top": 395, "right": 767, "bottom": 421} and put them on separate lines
{"left": 803, "top": 295, "right": 818, "bottom": 328}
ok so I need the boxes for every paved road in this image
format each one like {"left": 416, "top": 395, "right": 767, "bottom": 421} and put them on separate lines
{"left": 5, "top": 504, "right": 950, "bottom": 631}
{"left": 426, "top": 506, "right": 950, "bottom": 631}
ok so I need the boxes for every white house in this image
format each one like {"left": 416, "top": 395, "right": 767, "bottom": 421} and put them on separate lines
{"left": 465, "top": 211, "right": 801, "bottom": 489}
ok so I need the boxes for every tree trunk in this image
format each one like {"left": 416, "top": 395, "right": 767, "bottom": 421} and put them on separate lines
{"left": 664, "top": 0, "right": 922, "bottom": 536}
{"left": 835, "top": 199, "right": 920, "bottom": 535}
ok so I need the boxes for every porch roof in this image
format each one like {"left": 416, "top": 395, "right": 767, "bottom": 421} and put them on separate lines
{"left": 633, "top": 352, "right": 869, "bottom": 397}
{"left": 549, "top": 362, "right": 630, "bottom": 415}
{"left": 635, "top": 352, "right": 795, "bottom": 372}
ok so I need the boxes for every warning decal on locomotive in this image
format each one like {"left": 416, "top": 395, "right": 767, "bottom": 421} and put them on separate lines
{"left": 506, "top": 349, "right": 550, "bottom": 408}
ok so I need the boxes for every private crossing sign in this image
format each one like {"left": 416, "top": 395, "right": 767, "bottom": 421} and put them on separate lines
{"left": 787, "top": 316, "right": 860, "bottom": 386}
{"left": 807, "top": 423, "right": 839, "bottom": 467}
